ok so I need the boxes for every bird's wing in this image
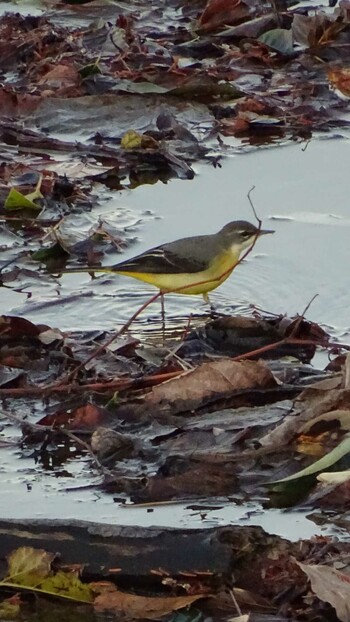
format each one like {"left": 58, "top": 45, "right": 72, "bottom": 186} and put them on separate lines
{"left": 112, "top": 237, "right": 212, "bottom": 275}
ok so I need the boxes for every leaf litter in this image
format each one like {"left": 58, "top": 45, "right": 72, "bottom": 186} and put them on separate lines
{"left": 1, "top": 0, "right": 350, "bottom": 620}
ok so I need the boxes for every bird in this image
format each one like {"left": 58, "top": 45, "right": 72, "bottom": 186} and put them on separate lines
{"left": 61, "top": 220, "right": 274, "bottom": 302}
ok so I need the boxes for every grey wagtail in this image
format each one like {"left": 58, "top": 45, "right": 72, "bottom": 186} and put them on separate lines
{"left": 62, "top": 220, "right": 274, "bottom": 301}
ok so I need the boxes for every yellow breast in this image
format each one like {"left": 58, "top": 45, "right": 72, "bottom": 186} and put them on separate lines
{"left": 116, "top": 247, "right": 241, "bottom": 295}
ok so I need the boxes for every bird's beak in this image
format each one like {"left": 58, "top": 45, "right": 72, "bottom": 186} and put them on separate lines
{"left": 258, "top": 228, "right": 275, "bottom": 235}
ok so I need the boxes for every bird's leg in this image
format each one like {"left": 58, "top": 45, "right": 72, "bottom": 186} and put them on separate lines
{"left": 202, "top": 292, "right": 217, "bottom": 317}
{"left": 160, "top": 291, "right": 166, "bottom": 343}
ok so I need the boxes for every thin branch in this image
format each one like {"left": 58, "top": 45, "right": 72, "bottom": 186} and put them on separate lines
{"left": 288, "top": 294, "right": 319, "bottom": 339}
{"left": 0, "top": 370, "right": 183, "bottom": 398}
{"left": 55, "top": 290, "right": 162, "bottom": 384}
{"left": 247, "top": 185, "right": 260, "bottom": 225}
{"left": 229, "top": 589, "right": 242, "bottom": 617}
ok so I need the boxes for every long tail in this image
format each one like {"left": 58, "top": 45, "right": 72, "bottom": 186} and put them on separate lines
{"left": 59, "top": 266, "right": 117, "bottom": 274}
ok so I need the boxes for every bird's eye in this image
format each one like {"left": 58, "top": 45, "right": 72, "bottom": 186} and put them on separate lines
{"left": 241, "top": 231, "right": 252, "bottom": 239}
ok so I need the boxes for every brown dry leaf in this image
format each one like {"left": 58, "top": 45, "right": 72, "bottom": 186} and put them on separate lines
{"left": 259, "top": 375, "right": 347, "bottom": 448}
{"left": 198, "top": 0, "right": 251, "bottom": 32}
{"left": 0, "top": 90, "right": 41, "bottom": 117}
{"left": 37, "top": 403, "right": 110, "bottom": 430}
{"left": 329, "top": 67, "right": 350, "bottom": 100}
{"left": 143, "top": 358, "right": 276, "bottom": 414}
{"left": 298, "top": 409, "right": 350, "bottom": 435}
{"left": 297, "top": 562, "right": 350, "bottom": 622}
{"left": 38, "top": 64, "right": 80, "bottom": 89}
{"left": 0, "top": 315, "right": 41, "bottom": 338}
{"left": 220, "top": 117, "right": 250, "bottom": 136}
{"left": 292, "top": 12, "right": 344, "bottom": 48}
{"left": 232, "top": 587, "right": 272, "bottom": 610}
{"left": 93, "top": 583, "right": 204, "bottom": 619}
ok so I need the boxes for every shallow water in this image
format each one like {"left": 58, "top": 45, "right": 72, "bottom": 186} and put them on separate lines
{"left": 3, "top": 136, "right": 350, "bottom": 346}
{"left": 1, "top": 136, "right": 350, "bottom": 539}
{"left": 0, "top": 432, "right": 343, "bottom": 541}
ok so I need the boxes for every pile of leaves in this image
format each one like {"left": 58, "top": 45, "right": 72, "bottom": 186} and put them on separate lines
{"left": 1, "top": 0, "right": 350, "bottom": 276}
{"left": 2, "top": 1, "right": 350, "bottom": 620}
{"left": 1, "top": 535, "right": 350, "bottom": 622}
{"left": 1, "top": 310, "right": 349, "bottom": 507}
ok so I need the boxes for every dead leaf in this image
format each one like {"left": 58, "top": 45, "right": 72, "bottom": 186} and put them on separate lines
{"left": 37, "top": 403, "right": 111, "bottom": 430}
{"left": 297, "top": 562, "right": 350, "bottom": 622}
{"left": 298, "top": 409, "right": 350, "bottom": 435}
{"left": 259, "top": 375, "right": 347, "bottom": 448}
{"left": 198, "top": 0, "right": 251, "bottom": 32}
{"left": 93, "top": 583, "right": 204, "bottom": 619}
{"left": 0, "top": 594, "right": 21, "bottom": 619}
{"left": 317, "top": 470, "right": 350, "bottom": 484}
{"left": 143, "top": 358, "right": 277, "bottom": 415}
{"left": 38, "top": 64, "right": 80, "bottom": 89}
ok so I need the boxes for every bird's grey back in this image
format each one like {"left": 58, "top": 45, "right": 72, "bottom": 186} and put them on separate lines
{"left": 113, "top": 233, "right": 224, "bottom": 274}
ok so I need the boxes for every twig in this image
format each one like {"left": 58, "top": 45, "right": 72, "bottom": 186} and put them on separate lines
{"left": 288, "top": 294, "right": 319, "bottom": 339}
{"left": 247, "top": 185, "right": 260, "bottom": 225}
{"left": 230, "top": 294, "right": 323, "bottom": 361}
{"left": 0, "top": 370, "right": 184, "bottom": 398}
{"left": 61, "top": 428, "right": 109, "bottom": 475}
{"left": 0, "top": 410, "right": 110, "bottom": 476}
{"left": 233, "top": 186, "right": 262, "bottom": 270}
{"left": 269, "top": 0, "right": 282, "bottom": 27}
{"left": 229, "top": 588, "right": 243, "bottom": 617}
{"left": 231, "top": 337, "right": 349, "bottom": 361}
{"left": 1, "top": 335, "right": 346, "bottom": 398}
{"left": 55, "top": 290, "right": 162, "bottom": 385}
{"left": 192, "top": 444, "right": 292, "bottom": 463}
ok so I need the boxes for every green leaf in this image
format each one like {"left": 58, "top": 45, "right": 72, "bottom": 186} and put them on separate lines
{"left": 1, "top": 547, "right": 93, "bottom": 604}
{"left": 269, "top": 435, "right": 350, "bottom": 491}
{"left": 31, "top": 242, "right": 69, "bottom": 262}
{"left": 80, "top": 62, "right": 102, "bottom": 79}
{"left": 40, "top": 571, "right": 93, "bottom": 603}
{"left": 4, "top": 187, "right": 42, "bottom": 211}
{"left": 259, "top": 28, "right": 294, "bottom": 55}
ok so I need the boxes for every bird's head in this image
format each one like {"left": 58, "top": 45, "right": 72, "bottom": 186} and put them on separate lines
{"left": 219, "top": 220, "right": 274, "bottom": 254}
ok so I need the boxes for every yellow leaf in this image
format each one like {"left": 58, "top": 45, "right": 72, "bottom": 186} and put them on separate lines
{"left": 5, "top": 547, "right": 55, "bottom": 586}
{"left": 121, "top": 130, "right": 143, "bottom": 149}
{"left": 40, "top": 571, "right": 93, "bottom": 603}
